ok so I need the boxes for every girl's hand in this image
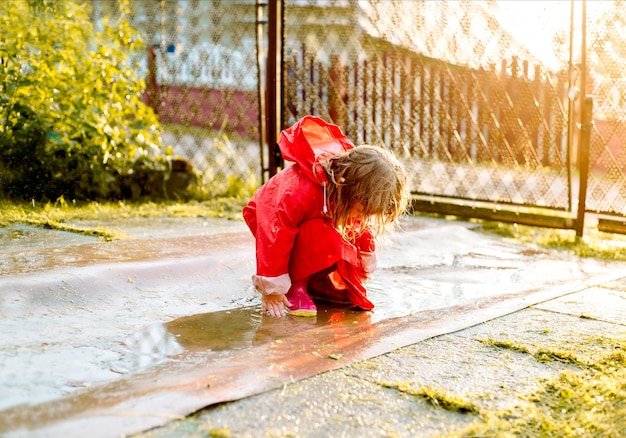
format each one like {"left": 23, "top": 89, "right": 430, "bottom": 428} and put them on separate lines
{"left": 262, "top": 293, "right": 291, "bottom": 317}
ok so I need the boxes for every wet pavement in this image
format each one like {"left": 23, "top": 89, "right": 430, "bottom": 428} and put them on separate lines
{"left": 1, "top": 215, "right": 626, "bottom": 437}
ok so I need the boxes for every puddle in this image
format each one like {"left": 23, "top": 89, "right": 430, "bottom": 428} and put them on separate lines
{"left": 0, "top": 224, "right": 98, "bottom": 253}
{"left": 112, "top": 304, "right": 372, "bottom": 375}
{"left": 166, "top": 304, "right": 370, "bottom": 351}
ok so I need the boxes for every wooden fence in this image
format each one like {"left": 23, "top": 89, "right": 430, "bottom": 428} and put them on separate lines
{"left": 284, "top": 50, "right": 570, "bottom": 171}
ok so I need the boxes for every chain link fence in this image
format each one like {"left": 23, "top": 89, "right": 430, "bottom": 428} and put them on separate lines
{"left": 585, "top": 1, "right": 626, "bottom": 218}
{"left": 85, "top": 1, "right": 626, "bottom": 231}
{"left": 89, "top": 0, "right": 263, "bottom": 198}
{"left": 283, "top": 0, "right": 575, "bottom": 213}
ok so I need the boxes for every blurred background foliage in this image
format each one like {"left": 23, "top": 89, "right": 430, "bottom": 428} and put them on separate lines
{"left": 0, "top": 0, "right": 184, "bottom": 201}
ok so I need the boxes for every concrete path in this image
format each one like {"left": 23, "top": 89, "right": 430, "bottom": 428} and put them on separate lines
{"left": 1, "top": 215, "right": 625, "bottom": 437}
{"left": 144, "top": 280, "right": 626, "bottom": 438}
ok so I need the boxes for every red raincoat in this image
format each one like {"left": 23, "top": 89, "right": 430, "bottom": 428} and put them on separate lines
{"left": 242, "top": 116, "right": 376, "bottom": 310}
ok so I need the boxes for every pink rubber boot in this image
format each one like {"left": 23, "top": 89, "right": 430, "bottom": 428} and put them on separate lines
{"left": 285, "top": 281, "right": 317, "bottom": 317}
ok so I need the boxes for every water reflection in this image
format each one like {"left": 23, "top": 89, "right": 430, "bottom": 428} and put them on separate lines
{"left": 167, "top": 304, "right": 372, "bottom": 351}
{"left": 121, "top": 323, "right": 184, "bottom": 371}
{"left": 120, "top": 304, "right": 372, "bottom": 373}
{"left": 166, "top": 307, "right": 264, "bottom": 351}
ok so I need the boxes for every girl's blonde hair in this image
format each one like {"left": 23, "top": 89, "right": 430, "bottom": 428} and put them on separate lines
{"left": 320, "top": 145, "right": 411, "bottom": 238}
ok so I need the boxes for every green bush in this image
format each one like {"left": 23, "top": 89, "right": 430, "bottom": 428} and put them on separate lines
{"left": 0, "top": 0, "right": 174, "bottom": 201}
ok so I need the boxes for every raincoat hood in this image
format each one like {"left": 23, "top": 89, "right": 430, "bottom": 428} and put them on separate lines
{"left": 278, "top": 115, "right": 355, "bottom": 185}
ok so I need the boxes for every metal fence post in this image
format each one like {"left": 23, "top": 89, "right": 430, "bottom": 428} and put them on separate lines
{"left": 574, "top": 0, "right": 589, "bottom": 238}
{"left": 265, "top": 0, "right": 283, "bottom": 181}
{"left": 575, "top": 95, "right": 593, "bottom": 237}
{"left": 256, "top": 1, "right": 268, "bottom": 183}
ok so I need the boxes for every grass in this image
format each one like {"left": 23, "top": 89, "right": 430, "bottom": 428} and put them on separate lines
{"left": 478, "top": 219, "right": 626, "bottom": 262}
{"left": 0, "top": 196, "right": 247, "bottom": 240}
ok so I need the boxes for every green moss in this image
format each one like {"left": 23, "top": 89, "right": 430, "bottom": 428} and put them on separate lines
{"left": 479, "top": 220, "right": 519, "bottom": 239}
{"left": 533, "top": 347, "right": 590, "bottom": 367}
{"left": 479, "top": 336, "right": 593, "bottom": 368}
{"left": 478, "top": 337, "right": 532, "bottom": 354}
{"left": 380, "top": 382, "right": 481, "bottom": 414}
{"left": 207, "top": 427, "right": 232, "bottom": 437}
{"left": 21, "top": 218, "right": 125, "bottom": 241}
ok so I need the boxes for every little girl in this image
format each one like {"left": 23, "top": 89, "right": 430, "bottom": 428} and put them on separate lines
{"left": 242, "top": 115, "right": 410, "bottom": 317}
